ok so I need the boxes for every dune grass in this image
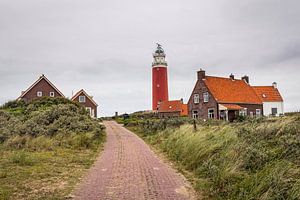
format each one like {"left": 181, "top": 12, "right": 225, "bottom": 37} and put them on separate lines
{"left": 128, "top": 116, "right": 300, "bottom": 199}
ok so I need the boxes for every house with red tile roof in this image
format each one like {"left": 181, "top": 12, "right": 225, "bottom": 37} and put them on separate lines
{"left": 188, "top": 70, "right": 264, "bottom": 121}
{"left": 252, "top": 83, "right": 284, "bottom": 116}
{"left": 157, "top": 99, "right": 188, "bottom": 118}
{"left": 71, "top": 89, "right": 98, "bottom": 118}
{"left": 18, "top": 74, "right": 64, "bottom": 102}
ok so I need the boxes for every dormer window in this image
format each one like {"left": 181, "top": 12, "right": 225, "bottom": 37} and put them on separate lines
{"left": 262, "top": 94, "right": 266, "bottom": 98}
{"left": 37, "top": 91, "right": 42, "bottom": 97}
{"left": 79, "top": 96, "right": 86, "bottom": 103}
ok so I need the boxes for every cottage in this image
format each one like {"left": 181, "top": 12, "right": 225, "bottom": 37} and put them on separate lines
{"left": 18, "top": 74, "right": 64, "bottom": 102}
{"left": 158, "top": 99, "right": 188, "bottom": 118}
{"left": 252, "top": 83, "right": 284, "bottom": 116}
{"left": 188, "top": 70, "right": 263, "bottom": 121}
{"left": 71, "top": 89, "right": 98, "bottom": 118}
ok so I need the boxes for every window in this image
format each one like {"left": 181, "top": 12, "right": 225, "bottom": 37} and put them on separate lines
{"left": 194, "top": 94, "right": 200, "bottom": 104}
{"left": 208, "top": 108, "right": 214, "bottom": 119}
{"left": 203, "top": 92, "right": 209, "bottom": 103}
{"left": 79, "top": 96, "right": 86, "bottom": 103}
{"left": 256, "top": 109, "right": 261, "bottom": 117}
{"left": 250, "top": 112, "right": 254, "bottom": 118}
{"left": 271, "top": 108, "right": 278, "bottom": 116}
{"left": 37, "top": 91, "right": 42, "bottom": 97}
{"left": 86, "top": 107, "right": 92, "bottom": 116}
{"left": 192, "top": 110, "right": 198, "bottom": 119}
{"left": 49, "top": 92, "right": 55, "bottom": 97}
{"left": 239, "top": 108, "right": 247, "bottom": 116}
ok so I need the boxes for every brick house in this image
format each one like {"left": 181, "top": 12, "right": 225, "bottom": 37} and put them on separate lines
{"left": 252, "top": 83, "right": 284, "bottom": 117}
{"left": 188, "top": 70, "right": 263, "bottom": 121}
{"left": 158, "top": 99, "right": 188, "bottom": 118}
{"left": 71, "top": 89, "right": 98, "bottom": 118}
{"left": 18, "top": 74, "right": 64, "bottom": 102}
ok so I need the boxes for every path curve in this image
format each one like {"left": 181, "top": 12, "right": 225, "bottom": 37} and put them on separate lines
{"left": 72, "top": 121, "right": 195, "bottom": 200}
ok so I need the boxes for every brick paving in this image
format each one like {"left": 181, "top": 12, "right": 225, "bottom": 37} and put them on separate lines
{"left": 72, "top": 121, "right": 195, "bottom": 200}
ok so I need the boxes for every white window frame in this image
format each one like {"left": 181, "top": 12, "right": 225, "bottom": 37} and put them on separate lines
{"left": 79, "top": 96, "right": 86, "bottom": 103}
{"left": 86, "top": 107, "right": 92, "bottom": 116}
{"left": 192, "top": 110, "right": 198, "bottom": 119}
{"left": 194, "top": 94, "right": 200, "bottom": 104}
{"left": 49, "top": 92, "right": 55, "bottom": 97}
{"left": 271, "top": 107, "right": 278, "bottom": 116}
{"left": 250, "top": 111, "right": 254, "bottom": 118}
{"left": 203, "top": 92, "right": 209, "bottom": 103}
{"left": 37, "top": 91, "right": 43, "bottom": 97}
{"left": 256, "top": 109, "right": 261, "bottom": 117}
{"left": 208, "top": 108, "right": 215, "bottom": 119}
{"left": 239, "top": 108, "right": 247, "bottom": 116}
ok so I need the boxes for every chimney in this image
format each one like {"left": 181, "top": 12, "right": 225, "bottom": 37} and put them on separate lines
{"left": 180, "top": 98, "right": 183, "bottom": 103}
{"left": 272, "top": 82, "right": 277, "bottom": 89}
{"left": 242, "top": 75, "right": 249, "bottom": 84}
{"left": 197, "top": 69, "right": 206, "bottom": 80}
{"left": 230, "top": 73, "right": 234, "bottom": 80}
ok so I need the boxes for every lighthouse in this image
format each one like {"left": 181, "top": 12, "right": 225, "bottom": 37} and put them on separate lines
{"left": 152, "top": 44, "right": 169, "bottom": 110}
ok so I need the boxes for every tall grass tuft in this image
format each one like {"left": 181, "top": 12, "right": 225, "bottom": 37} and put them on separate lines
{"left": 132, "top": 115, "right": 300, "bottom": 199}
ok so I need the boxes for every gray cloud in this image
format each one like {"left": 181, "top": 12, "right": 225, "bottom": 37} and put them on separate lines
{"left": 0, "top": 0, "right": 300, "bottom": 116}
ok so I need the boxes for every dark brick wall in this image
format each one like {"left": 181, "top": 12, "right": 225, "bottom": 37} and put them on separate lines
{"left": 20, "top": 79, "right": 63, "bottom": 102}
{"left": 188, "top": 80, "right": 218, "bottom": 119}
{"left": 72, "top": 91, "right": 97, "bottom": 118}
{"left": 221, "top": 103, "right": 264, "bottom": 116}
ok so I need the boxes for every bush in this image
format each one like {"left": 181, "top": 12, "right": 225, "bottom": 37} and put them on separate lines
{"left": 0, "top": 97, "right": 105, "bottom": 150}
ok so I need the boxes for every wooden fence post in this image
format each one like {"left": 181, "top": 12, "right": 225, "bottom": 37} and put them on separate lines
{"left": 193, "top": 119, "right": 197, "bottom": 131}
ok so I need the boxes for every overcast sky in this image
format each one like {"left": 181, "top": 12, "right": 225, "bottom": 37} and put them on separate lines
{"left": 0, "top": 0, "right": 299, "bottom": 116}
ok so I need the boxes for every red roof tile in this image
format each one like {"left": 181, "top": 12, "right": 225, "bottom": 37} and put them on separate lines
{"left": 220, "top": 104, "right": 243, "bottom": 110}
{"left": 158, "top": 100, "right": 187, "bottom": 116}
{"left": 252, "top": 86, "right": 283, "bottom": 102}
{"left": 203, "top": 76, "right": 262, "bottom": 104}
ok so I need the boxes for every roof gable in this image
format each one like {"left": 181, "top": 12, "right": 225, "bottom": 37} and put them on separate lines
{"left": 252, "top": 86, "right": 283, "bottom": 102}
{"left": 203, "top": 76, "right": 262, "bottom": 104}
{"left": 71, "top": 89, "right": 98, "bottom": 106}
{"left": 18, "top": 75, "right": 64, "bottom": 99}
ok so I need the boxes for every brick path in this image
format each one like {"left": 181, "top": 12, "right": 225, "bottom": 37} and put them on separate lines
{"left": 72, "top": 121, "right": 195, "bottom": 200}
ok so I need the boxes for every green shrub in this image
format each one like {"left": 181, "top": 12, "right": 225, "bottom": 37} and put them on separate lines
{"left": 0, "top": 97, "right": 105, "bottom": 150}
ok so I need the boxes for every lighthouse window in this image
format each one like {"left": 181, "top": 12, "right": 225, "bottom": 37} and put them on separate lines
{"left": 194, "top": 94, "right": 200, "bottom": 104}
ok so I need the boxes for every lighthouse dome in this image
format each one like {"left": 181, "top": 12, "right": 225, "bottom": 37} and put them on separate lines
{"left": 155, "top": 43, "right": 165, "bottom": 54}
{"left": 155, "top": 48, "right": 164, "bottom": 54}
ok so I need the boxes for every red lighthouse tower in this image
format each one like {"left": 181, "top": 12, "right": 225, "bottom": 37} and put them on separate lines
{"left": 152, "top": 44, "right": 169, "bottom": 110}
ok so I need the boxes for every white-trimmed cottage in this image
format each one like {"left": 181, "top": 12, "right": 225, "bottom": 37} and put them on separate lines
{"left": 252, "top": 82, "right": 284, "bottom": 117}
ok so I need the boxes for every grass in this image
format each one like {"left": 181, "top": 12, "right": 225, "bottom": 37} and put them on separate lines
{"left": 0, "top": 146, "right": 102, "bottom": 200}
{"left": 125, "top": 115, "right": 300, "bottom": 200}
{"left": 0, "top": 97, "right": 106, "bottom": 200}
